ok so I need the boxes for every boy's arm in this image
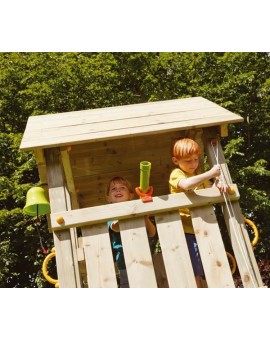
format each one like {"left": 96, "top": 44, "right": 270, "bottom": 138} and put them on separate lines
{"left": 179, "top": 165, "right": 221, "bottom": 191}
{"left": 144, "top": 216, "right": 156, "bottom": 237}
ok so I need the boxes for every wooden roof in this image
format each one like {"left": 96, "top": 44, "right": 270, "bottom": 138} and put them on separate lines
{"left": 20, "top": 97, "right": 243, "bottom": 151}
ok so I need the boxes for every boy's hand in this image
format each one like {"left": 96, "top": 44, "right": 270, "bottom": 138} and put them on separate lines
{"left": 209, "top": 164, "right": 221, "bottom": 178}
{"left": 111, "top": 220, "right": 120, "bottom": 232}
{"left": 215, "top": 178, "right": 230, "bottom": 193}
{"left": 144, "top": 215, "right": 156, "bottom": 238}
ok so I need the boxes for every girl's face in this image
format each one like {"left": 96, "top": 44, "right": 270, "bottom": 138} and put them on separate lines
{"left": 107, "top": 181, "right": 133, "bottom": 203}
{"left": 173, "top": 154, "right": 199, "bottom": 175}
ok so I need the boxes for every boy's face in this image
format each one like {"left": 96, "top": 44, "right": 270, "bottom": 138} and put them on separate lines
{"left": 107, "top": 181, "right": 133, "bottom": 203}
{"left": 172, "top": 154, "right": 199, "bottom": 175}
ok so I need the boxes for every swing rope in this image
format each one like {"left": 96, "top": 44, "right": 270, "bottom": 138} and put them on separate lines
{"left": 210, "top": 139, "right": 258, "bottom": 287}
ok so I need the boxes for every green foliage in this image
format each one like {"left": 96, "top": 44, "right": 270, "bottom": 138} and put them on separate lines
{"left": 0, "top": 209, "right": 54, "bottom": 287}
{"left": 0, "top": 52, "right": 270, "bottom": 287}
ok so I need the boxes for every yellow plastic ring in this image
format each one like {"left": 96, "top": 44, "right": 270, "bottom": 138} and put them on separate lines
{"left": 226, "top": 251, "right": 237, "bottom": 275}
{"left": 42, "top": 247, "right": 59, "bottom": 287}
{"left": 244, "top": 217, "right": 259, "bottom": 247}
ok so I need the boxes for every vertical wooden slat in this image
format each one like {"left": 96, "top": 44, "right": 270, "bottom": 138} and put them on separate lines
{"left": 82, "top": 224, "right": 118, "bottom": 288}
{"left": 45, "top": 148, "right": 78, "bottom": 288}
{"left": 191, "top": 206, "right": 235, "bottom": 288}
{"left": 223, "top": 203, "right": 264, "bottom": 287}
{"left": 156, "top": 211, "right": 197, "bottom": 288}
{"left": 120, "top": 217, "right": 157, "bottom": 288}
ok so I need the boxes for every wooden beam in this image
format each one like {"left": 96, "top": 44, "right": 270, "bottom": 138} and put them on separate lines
{"left": 187, "top": 128, "right": 204, "bottom": 174}
{"left": 60, "top": 147, "right": 80, "bottom": 210}
{"left": 223, "top": 203, "right": 264, "bottom": 287}
{"left": 64, "top": 185, "right": 82, "bottom": 287}
{"left": 44, "top": 148, "right": 80, "bottom": 288}
{"left": 50, "top": 185, "right": 240, "bottom": 231}
{"left": 33, "top": 149, "right": 51, "bottom": 231}
{"left": 204, "top": 128, "right": 264, "bottom": 288}
{"left": 34, "top": 149, "right": 47, "bottom": 185}
{"left": 220, "top": 124, "right": 228, "bottom": 137}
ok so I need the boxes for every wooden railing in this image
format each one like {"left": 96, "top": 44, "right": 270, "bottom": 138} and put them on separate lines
{"left": 49, "top": 185, "right": 264, "bottom": 288}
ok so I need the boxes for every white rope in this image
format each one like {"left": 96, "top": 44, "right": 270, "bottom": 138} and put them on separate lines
{"left": 210, "top": 140, "right": 258, "bottom": 286}
{"left": 211, "top": 142, "right": 235, "bottom": 218}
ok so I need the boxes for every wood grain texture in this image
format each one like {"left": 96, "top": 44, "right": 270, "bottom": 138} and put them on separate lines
{"left": 20, "top": 97, "right": 243, "bottom": 150}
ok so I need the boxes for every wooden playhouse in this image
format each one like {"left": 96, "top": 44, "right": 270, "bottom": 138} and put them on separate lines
{"left": 20, "top": 97, "right": 264, "bottom": 288}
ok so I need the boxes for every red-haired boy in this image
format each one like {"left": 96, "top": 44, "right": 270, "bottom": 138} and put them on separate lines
{"left": 169, "top": 138, "right": 228, "bottom": 287}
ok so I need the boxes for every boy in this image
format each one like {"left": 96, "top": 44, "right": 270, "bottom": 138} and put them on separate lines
{"left": 169, "top": 138, "right": 228, "bottom": 287}
{"left": 106, "top": 176, "right": 156, "bottom": 288}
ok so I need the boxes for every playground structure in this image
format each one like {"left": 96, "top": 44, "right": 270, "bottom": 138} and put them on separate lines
{"left": 20, "top": 97, "right": 265, "bottom": 288}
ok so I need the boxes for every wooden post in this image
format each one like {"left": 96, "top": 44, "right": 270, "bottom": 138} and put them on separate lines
{"left": 45, "top": 148, "right": 80, "bottom": 287}
{"left": 60, "top": 148, "right": 83, "bottom": 285}
{"left": 203, "top": 127, "right": 264, "bottom": 287}
{"left": 187, "top": 128, "right": 204, "bottom": 174}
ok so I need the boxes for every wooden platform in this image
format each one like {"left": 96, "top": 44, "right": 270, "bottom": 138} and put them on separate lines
{"left": 19, "top": 96, "right": 264, "bottom": 288}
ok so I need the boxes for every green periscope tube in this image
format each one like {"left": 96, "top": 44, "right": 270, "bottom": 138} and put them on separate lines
{"left": 140, "top": 161, "right": 151, "bottom": 193}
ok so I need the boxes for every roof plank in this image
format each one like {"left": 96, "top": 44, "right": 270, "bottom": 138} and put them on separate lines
{"left": 20, "top": 97, "right": 243, "bottom": 150}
